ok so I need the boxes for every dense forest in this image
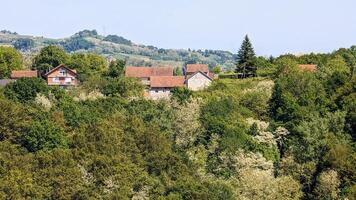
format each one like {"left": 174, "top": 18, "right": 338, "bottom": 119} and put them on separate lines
{"left": 0, "top": 41, "right": 355, "bottom": 199}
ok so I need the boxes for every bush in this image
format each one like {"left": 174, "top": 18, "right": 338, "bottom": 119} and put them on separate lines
{"left": 102, "top": 77, "right": 143, "bottom": 98}
{"left": 171, "top": 87, "right": 192, "bottom": 104}
{"left": 4, "top": 78, "right": 48, "bottom": 103}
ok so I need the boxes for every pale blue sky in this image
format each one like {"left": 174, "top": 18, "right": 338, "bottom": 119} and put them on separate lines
{"left": 1, "top": 0, "right": 355, "bottom": 56}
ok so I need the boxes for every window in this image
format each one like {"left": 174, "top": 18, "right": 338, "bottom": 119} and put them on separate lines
{"left": 59, "top": 68, "right": 66, "bottom": 76}
{"left": 53, "top": 77, "right": 59, "bottom": 83}
{"left": 155, "top": 90, "right": 158, "bottom": 93}
{"left": 65, "top": 78, "right": 71, "bottom": 83}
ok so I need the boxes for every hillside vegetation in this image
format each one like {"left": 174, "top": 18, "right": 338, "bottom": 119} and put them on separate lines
{"left": 0, "top": 40, "right": 355, "bottom": 199}
{"left": 0, "top": 29, "right": 236, "bottom": 70}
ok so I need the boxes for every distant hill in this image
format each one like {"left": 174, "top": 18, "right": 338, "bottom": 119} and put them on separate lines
{"left": 0, "top": 29, "right": 236, "bottom": 70}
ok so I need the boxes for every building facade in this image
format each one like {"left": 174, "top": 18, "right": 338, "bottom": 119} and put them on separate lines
{"left": 44, "top": 64, "right": 78, "bottom": 87}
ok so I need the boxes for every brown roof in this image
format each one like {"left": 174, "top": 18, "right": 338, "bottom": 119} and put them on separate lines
{"left": 125, "top": 66, "right": 173, "bottom": 78}
{"left": 44, "top": 64, "right": 78, "bottom": 77}
{"left": 186, "top": 64, "right": 209, "bottom": 73}
{"left": 10, "top": 70, "right": 38, "bottom": 79}
{"left": 299, "top": 64, "right": 317, "bottom": 72}
{"left": 150, "top": 76, "right": 185, "bottom": 88}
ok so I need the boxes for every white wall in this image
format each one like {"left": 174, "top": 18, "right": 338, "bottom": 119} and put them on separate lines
{"left": 187, "top": 73, "right": 212, "bottom": 91}
{"left": 149, "top": 88, "right": 171, "bottom": 100}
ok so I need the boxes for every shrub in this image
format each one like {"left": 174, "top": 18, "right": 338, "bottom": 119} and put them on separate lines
{"left": 4, "top": 78, "right": 48, "bottom": 103}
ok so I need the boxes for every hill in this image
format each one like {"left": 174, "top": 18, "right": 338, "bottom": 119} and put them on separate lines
{"left": 0, "top": 29, "right": 236, "bottom": 70}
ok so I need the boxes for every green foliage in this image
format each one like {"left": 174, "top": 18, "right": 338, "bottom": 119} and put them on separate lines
{"left": 33, "top": 45, "right": 69, "bottom": 71}
{"left": 270, "top": 72, "right": 328, "bottom": 126}
{"left": 68, "top": 53, "right": 107, "bottom": 81}
{"left": 0, "top": 46, "right": 22, "bottom": 78}
{"left": 171, "top": 87, "right": 192, "bottom": 104}
{"left": 212, "top": 65, "right": 222, "bottom": 74}
{"left": 104, "top": 34, "right": 132, "bottom": 45}
{"left": 107, "top": 59, "right": 125, "bottom": 78}
{"left": 174, "top": 67, "right": 183, "bottom": 76}
{"left": 102, "top": 77, "right": 144, "bottom": 98}
{"left": 23, "top": 120, "right": 68, "bottom": 152}
{"left": 4, "top": 78, "right": 48, "bottom": 103}
{"left": 236, "top": 35, "right": 257, "bottom": 77}
{"left": 62, "top": 37, "right": 95, "bottom": 52}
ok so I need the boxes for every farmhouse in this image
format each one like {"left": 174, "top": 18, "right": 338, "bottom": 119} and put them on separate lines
{"left": 149, "top": 76, "right": 185, "bottom": 100}
{"left": 185, "top": 64, "right": 213, "bottom": 91}
{"left": 186, "top": 71, "right": 212, "bottom": 91}
{"left": 44, "top": 64, "right": 78, "bottom": 87}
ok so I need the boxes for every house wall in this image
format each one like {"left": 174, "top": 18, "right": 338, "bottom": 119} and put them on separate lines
{"left": 187, "top": 72, "right": 212, "bottom": 91}
{"left": 149, "top": 87, "right": 172, "bottom": 100}
{"left": 47, "top": 68, "right": 77, "bottom": 86}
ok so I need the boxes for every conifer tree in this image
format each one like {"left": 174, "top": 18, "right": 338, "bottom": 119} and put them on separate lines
{"left": 236, "top": 35, "right": 257, "bottom": 77}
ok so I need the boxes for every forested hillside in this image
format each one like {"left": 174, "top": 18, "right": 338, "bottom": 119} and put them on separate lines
{"left": 0, "top": 43, "right": 355, "bottom": 199}
{"left": 0, "top": 29, "right": 236, "bottom": 70}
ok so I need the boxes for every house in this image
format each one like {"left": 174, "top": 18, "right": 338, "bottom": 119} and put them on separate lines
{"left": 125, "top": 66, "right": 173, "bottom": 86}
{"left": 44, "top": 64, "right": 78, "bottom": 87}
{"left": 185, "top": 64, "right": 213, "bottom": 91}
{"left": 149, "top": 76, "right": 185, "bottom": 100}
{"left": 185, "top": 71, "right": 212, "bottom": 91}
{"left": 298, "top": 64, "right": 317, "bottom": 72}
{"left": 10, "top": 70, "right": 38, "bottom": 79}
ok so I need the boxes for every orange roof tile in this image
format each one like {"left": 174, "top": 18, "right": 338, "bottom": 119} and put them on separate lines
{"left": 125, "top": 66, "right": 173, "bottom": 78}
{"left": 10, "top": 70, "right": 38, "bottom": 79}
{"left": 186, "top": 64, "right": 209, "bottom": 73}
{"left": 150, "top": 76, "right": 185, "bottom": 88}
{"left": 299, "top": 64, "right": 317, "bottom": 72}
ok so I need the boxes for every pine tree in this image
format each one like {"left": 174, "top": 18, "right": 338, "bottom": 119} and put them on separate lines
{"left": 236, "top": 35, "right": 257, "bottom": 77}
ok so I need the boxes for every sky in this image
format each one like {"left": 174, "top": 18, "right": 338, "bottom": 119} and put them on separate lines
{"left": 1, "top": 0, "right": 355, "bottom": 56}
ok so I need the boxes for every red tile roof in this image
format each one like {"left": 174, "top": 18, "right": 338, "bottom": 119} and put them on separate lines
{"left": 125, "top": 66, "right": 173, "bottom": 78}
{"left": 150, "top": 76, "right": 185, "bottom": 88}
{"left": 186, "top": 64, "right": 209, "bottom": 73}
{"left": 299, "top": 64, "right": 317, "bottom": 72}
{"left": 10, "top": 70, "right": 38, "bottom": 79}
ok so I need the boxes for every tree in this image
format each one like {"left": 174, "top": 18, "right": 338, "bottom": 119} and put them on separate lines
{"left": 235, "top": 35, "right": 257, "bottom": 77}
{"left": 62, "top": 37, "right": 95, "bottom": 52}
{"left": 32, "top": 46, "right": 69, "bottom": 71}
{"left": 102, "top": 77, "right": 144, "bottom": 98}
{"left": 68, "top": 53, "right": 107, "bottom": 81}
{"left": 173, "top": 67, "right": 183, "bottom": 76}
{"left": 4, "top": 78, "right": 48, "bottom": 103}
{"left": 212, "top": 65, "right": 222, "bottom": 74}
{"left": 0, "top": 47, "right": 23, "bottom": 78}
{"left": 107, "top": 59, "right": 125, "bottom": 78}
{"left": 23, "top": 120, "right": 68, "bottom": 152}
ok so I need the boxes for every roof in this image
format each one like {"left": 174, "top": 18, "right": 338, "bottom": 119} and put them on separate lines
{"left": 10, "top": 70, "right": 38, "bottom": 79}
{"left": 0, "top": 79, "right": 15, "bottom": 87}
{"left": 186, "top": 64, "right": 209, "bottom": 73}
{"left": 186, "top": 71, "right": 213, "bottom": 81}
{"left": 150, "top": 76, "right": 185, "bottom": 88}
{"left": 299, "top": 64, "right": 317, "bottom": 72}
{"left": 125, "top": 66, "right": 173, "bottom": 78}
{"left": 44, "top": 64, "right": 78, "bottom": 77}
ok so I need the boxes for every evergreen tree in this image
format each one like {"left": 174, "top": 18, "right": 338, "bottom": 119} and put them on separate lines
{"left": 236, "top": 35, "right": 257, "bottom": 77}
